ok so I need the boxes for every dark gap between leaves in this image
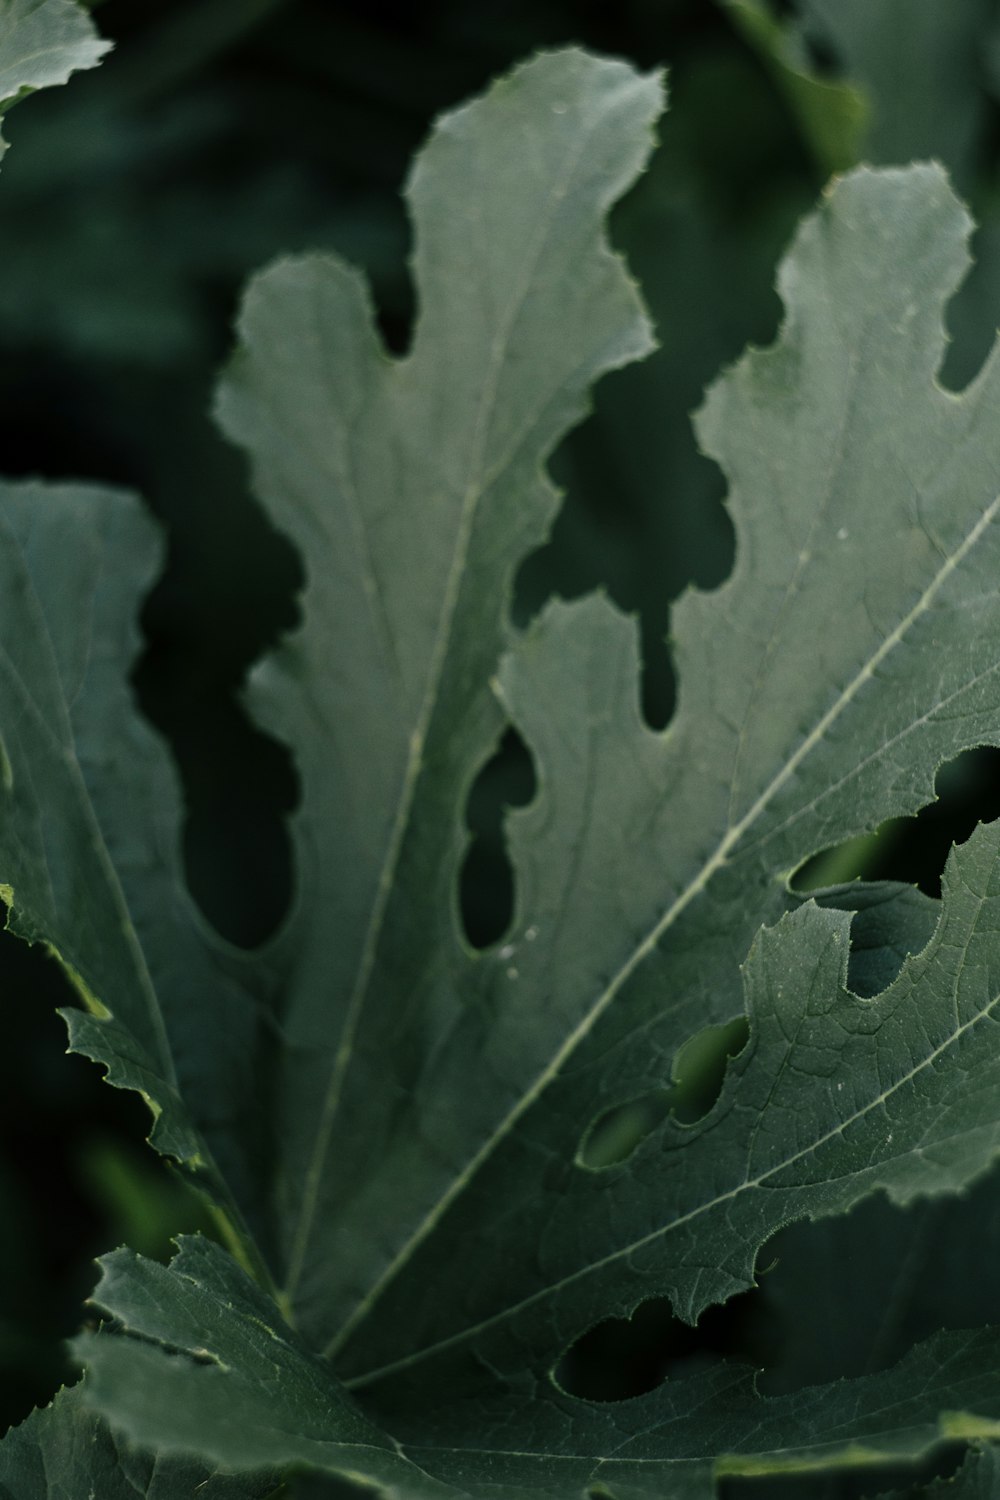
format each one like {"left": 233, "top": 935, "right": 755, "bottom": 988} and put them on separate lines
{"left": 755, "top": 1162, "right": 1000, "bottom": 1398}
{"left": 0, "top": 927, "right": 196, "bottom": 1432}
{"left": 557, "top": 1154, "right": 1000, "bottom": 1409}
{"left": 556, "top": 1287, "right": 767, "bottom": 1403}
{"left": 793, "top": 745, "right": 1000, "bottom": 899}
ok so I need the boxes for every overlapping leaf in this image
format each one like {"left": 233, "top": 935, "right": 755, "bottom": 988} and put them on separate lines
{"left": 796, "top": 0, "right": 991, "bottom": 177}
{"left": 74, "top": 1238, "right": 448, "bottom": 1499}
{"left": 0, "top": 1381, "right": 277, "bottom": 1500}
{"left": 75, "top": 1235, "right": 1000, "bottom": 1500}
{"left": 0, "top": 7, "right": 269, "bottom": 1229}
{"left": 724, "top": 0, "right": 867, "bottom": 174}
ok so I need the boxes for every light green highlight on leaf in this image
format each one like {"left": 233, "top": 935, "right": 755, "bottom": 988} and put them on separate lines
{"left": 725, "top": 0, "right": 868, "bottom": 173}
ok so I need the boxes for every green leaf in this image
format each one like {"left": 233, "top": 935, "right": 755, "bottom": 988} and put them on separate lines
{"left": 214, "top": 53, "right": 1000, "bottom": 1486}
{"left": 76, "top": 1236, "right": 1000, "bottom": 1500}
{"left": 0, "top": 483, "right": 267, "bottom": 1253}
{"left": 76, "top": 1237, "right": 450, "bottom": 1499}
{"left": 214, "top": 45, "right": 662, "bottom": 1344}
{"left": 0, "top": 1380, "right": 277, "bottom": 1499}
{"left": 0, "top": 0, "right": 109, "bottom": 158}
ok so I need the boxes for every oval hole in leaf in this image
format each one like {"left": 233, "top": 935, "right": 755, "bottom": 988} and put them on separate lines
{"left": 460, "top": 726, "right": 536, "bottom": 950}
{"left": 793, "top": 746, "right": 1000, "bottom": 898}
{"left": 554, "top": 1288, "right": 765, "bottom": 1402}
{"left": 671, "top": 1014, "right": 750, "bottom": 1123}
{"left": 578, "top": 1091, "right": 672, "bottom": 1170}
{"left": 578, "top": 1016, "right": 749, "bottom": 1168}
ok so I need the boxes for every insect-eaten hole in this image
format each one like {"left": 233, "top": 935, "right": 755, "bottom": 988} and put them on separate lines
{"left": 513, "top": 541, "right": 677, "bottom": 732}
{"left": 511, "top": 353, "right": 736, "bottom": 737}
{"left": 578, "top": 1016, "right": 749, "bottom": 1170}
{"left": 459, "top": 726, "right": 536, "bottom": 950}
{"left": 554, "top": 1288, "right": 764, "bottom": 1403}
{"left": 793, "top": 746, "right": 1000, "bottom": 899}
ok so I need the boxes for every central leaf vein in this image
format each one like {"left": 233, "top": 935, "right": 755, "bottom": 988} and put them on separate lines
{"left": 336, "top": 491, "right": 1000, "bottom": 1368}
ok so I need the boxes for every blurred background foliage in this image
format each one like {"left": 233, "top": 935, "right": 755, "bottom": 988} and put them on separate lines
{"left": 5, "top": 1, "right": 1000, "bottom": 1493}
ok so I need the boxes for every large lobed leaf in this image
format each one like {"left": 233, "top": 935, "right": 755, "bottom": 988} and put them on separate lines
{"left": 213, "top": 45, "right": 662, "bottom": 1342}
{"left": 6, "top": 19, "right": 1000, "bottom": 1500}
{"left": 219, "top": 86, "right": 1000, "bottom": 1492}
{"left": 238, "top": 149, "right": 1000, "bottom": 1412}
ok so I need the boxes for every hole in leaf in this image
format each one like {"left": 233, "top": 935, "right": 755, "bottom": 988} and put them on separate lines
{"left": 671, "top": 1014, "right": 750, "bottom": 1123}
{"left": 460, "top": 727, "right": 536, "bottom": 950}
{"left": 578, "top": 1092, "right": 672, "bottom": 1171}
{"left": 555, "top": 1288, "right": 766, "bottom": 1403}
{"left": 793, "top": 746, "right": 1000, "bottom": 899}
{"left": 578, "top": 1016, "right": 749, "bottom": 1168}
